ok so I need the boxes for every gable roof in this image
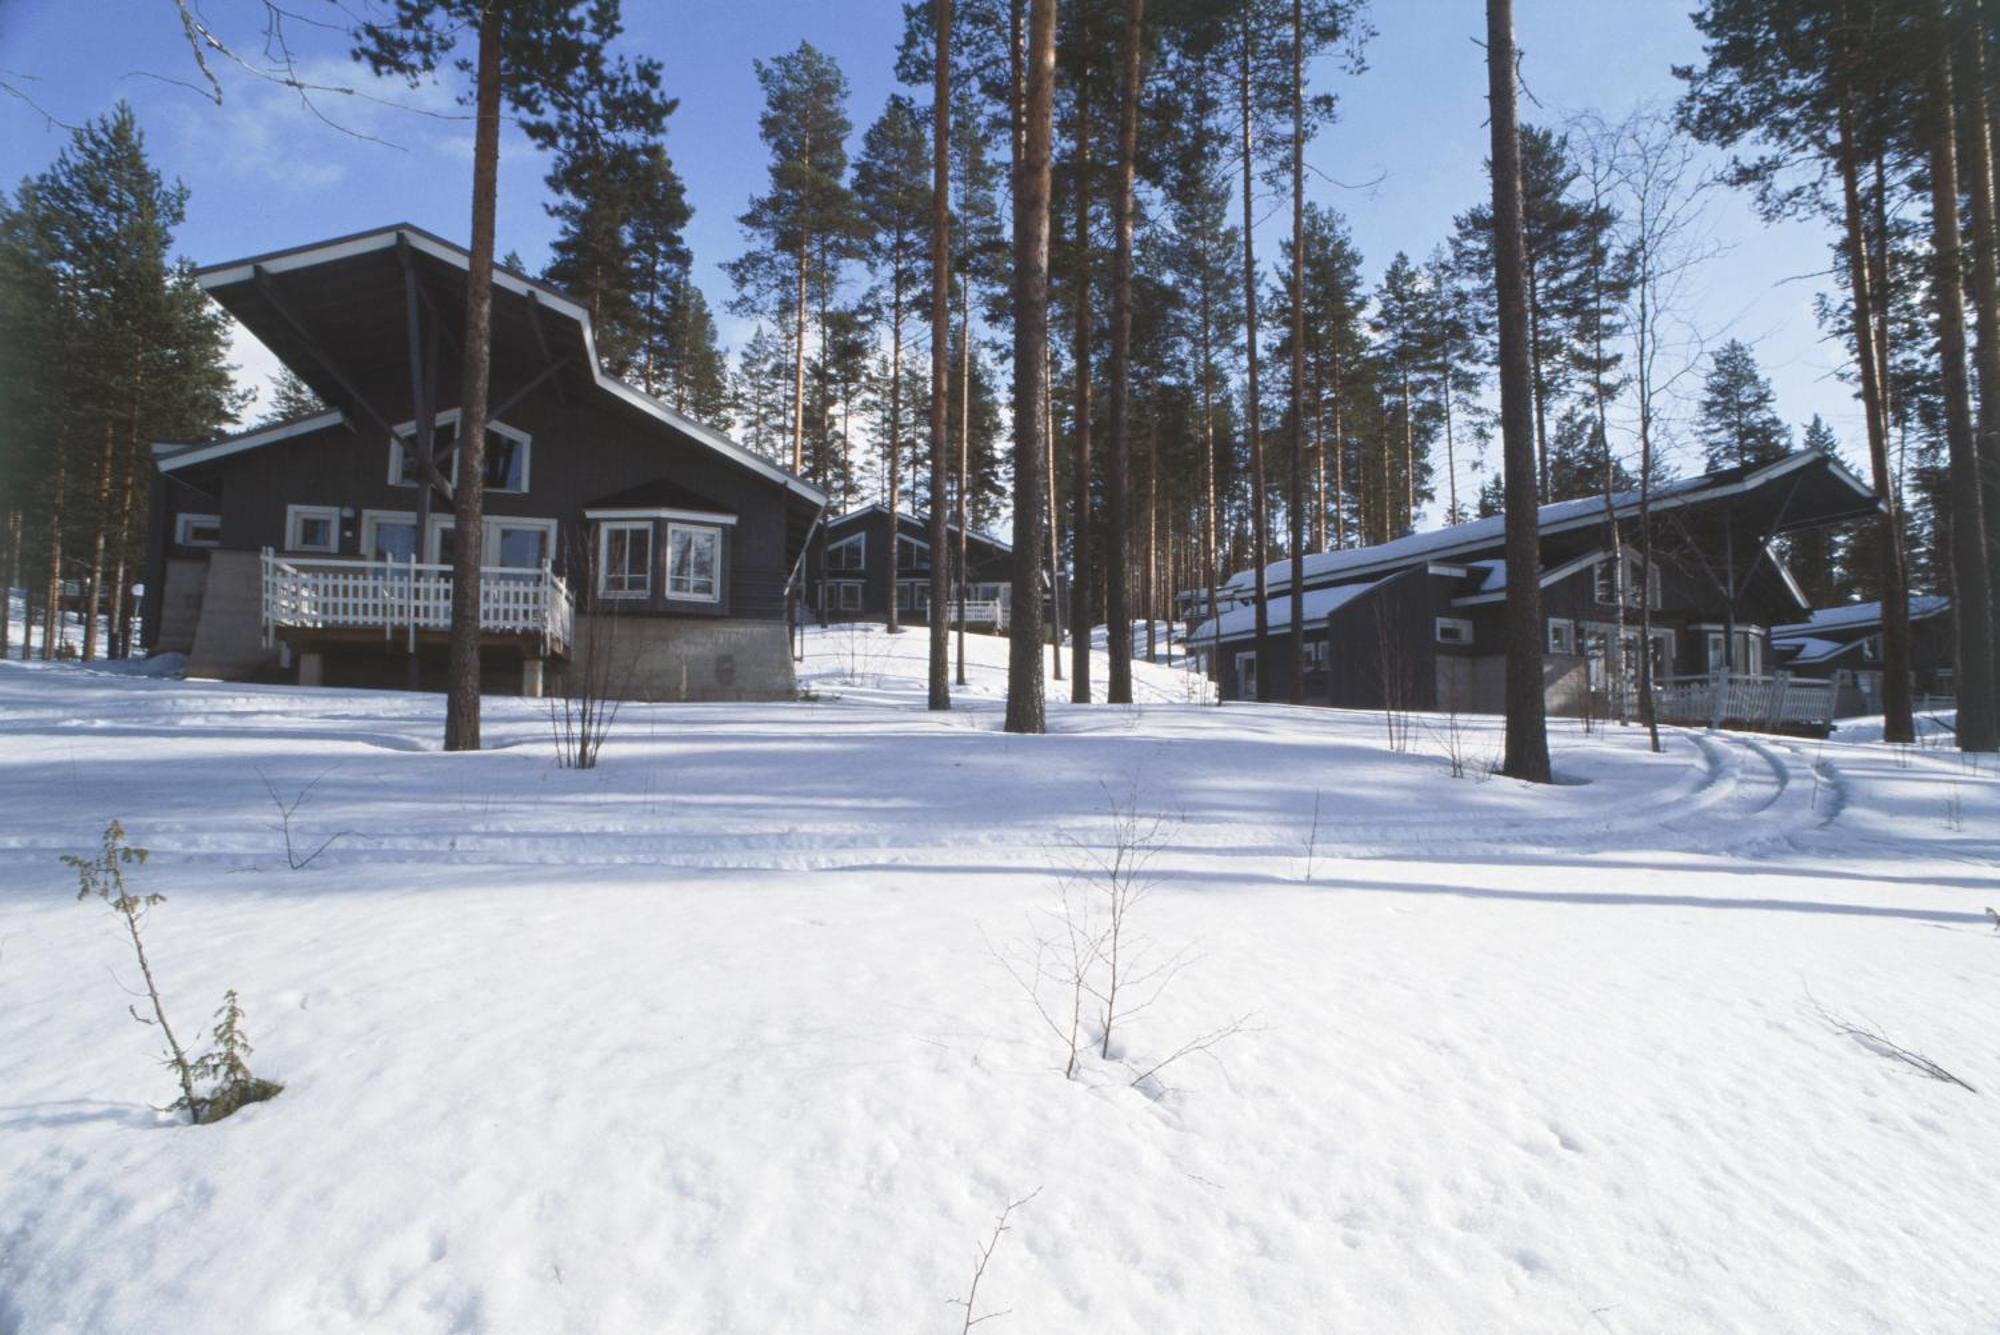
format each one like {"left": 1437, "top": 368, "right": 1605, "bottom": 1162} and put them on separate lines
{"left": 184, "top": 223, "right": 825, "bottom": 506}
{"left": 822, "top": 502, "right": 1012, "bottom": 553}
{"left": 1222, "top": 450, "right": 1878, "bottom": 599}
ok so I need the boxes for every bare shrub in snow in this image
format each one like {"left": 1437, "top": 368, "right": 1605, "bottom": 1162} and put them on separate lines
{"left": 551, "top": 562, "right": 632, "bottom": 769}
{"left": 988, "top": 874, "right": 1103, "bottom": 1079}
{"left": 946, "top": 1187, "right": 1039, "bottom": 1332}
{"left": 1300, "top": 789, "right": 1324, "bottom": 881}
{"left": 65, "top": 821, "right": 281, "bottom": 1124}
{"left": 257, "top": 765, "right": 355, "bottom": 869}
{"left": 1375, "top": 603, "right": 1414, "bottom": 753}
{"left": 995, "top": 792, "right": 1250, "bottom": 1087}
{"left": 1806, "top": 990, "right": 1976, "bottom": 1094}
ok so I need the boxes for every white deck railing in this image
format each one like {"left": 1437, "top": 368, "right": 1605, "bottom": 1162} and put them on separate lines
{"left": 1649, "top": 671, "right": 1835, "bottom": 731}
{"left": 261, "top": 550, "right": 573, "bottom": 655}
{"left": 946, "top": 598, "right": 1006, "bottom": 629}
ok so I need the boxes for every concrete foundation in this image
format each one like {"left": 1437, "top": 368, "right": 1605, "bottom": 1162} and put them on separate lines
{"left": 559, "top": 614, "right": 796, "bottom": 702}
{"left": 185, "top": 550, "right": 281, "bottom": 680}
{"left": 153, "top": 557, "right": 209, "bottom": 656}
{"left": 521, "top": 658, "right": 544, "bottom": 699}
{"left": 298, "top": 651, "right": 324, "bottom": 687}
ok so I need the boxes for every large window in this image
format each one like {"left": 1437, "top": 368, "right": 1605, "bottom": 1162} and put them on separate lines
{"left": 1593, "top": 551, "right": 1660, "bottom": 610}
{"left": 826, "top": 533, "right": 865, "bottom": 572}
{"left": 831, "top": 581, "right": 862, "bottom": 612}
{"left": 285, "top": 504, "right": 340, "bottom": 554}
{"left": 897, "top": 534, "right": 930, "bottom": 572}
{"left": 597, "top": 521, "right": 653, "bottom": 598}
{"left": 667, "top": 523, "right": 721, "bottom": 602}
{"left": 390, "top": 412, "right": 530, "bottom": 494}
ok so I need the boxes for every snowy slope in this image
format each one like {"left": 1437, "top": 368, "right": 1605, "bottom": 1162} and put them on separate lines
{"left": 0, "top": 631, "right": 1995, "bottom": 1334}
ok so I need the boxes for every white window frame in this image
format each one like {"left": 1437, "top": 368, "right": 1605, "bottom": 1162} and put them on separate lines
{"left": 832, "top": 580, "right": 863, "bottom": 612}
{"left": 826, "top": 532, "right": 866, "bottom": 572}
{"left": 389, "top": 409, "right": 532, "bottom": 494}
{"left": 174, "top": 513, "right": 221, "bottom": 547}
{"left": 360, "top": 509, "right": 418, "bottom": 563}
{"left": 1435, "top": 616, "right": 1473, "bottom": 646}
{"left": 897, "top": 533, "right": 931, "bottom": 573}
{"left": 284, "top": 504, "right": 341, "bottom": 554}
{"left": 665, "top": 522, "right": 722, "bottom": 602}
{"left": 1234, "top": 650, "right": 1259, "bottom": 697}
{"left": 488, "top": 517, "right": 559, "bottom": 571}
{"left": 1547, "top": 617, "right": 1575, "bottom": 655}
{"left": 596, "top": 520, "right": 654, "bottom": 599}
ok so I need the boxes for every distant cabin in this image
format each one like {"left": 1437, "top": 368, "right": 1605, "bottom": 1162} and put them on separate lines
{"left": 1773, "top": 596, "right": 1955, "bottom": 717}
{"left": 1191, "top": 450, "right": 1881, "bottom": 733}
{"left": 806, "top": 504, "right": 1016, "bottom": 628}
{"left": 144, "top": 224, "right": 826, "bottom": 700}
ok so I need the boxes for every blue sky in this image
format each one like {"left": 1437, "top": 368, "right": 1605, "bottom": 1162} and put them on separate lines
{"left": 0, "top": 0, "right": 1864, "bottom": 501}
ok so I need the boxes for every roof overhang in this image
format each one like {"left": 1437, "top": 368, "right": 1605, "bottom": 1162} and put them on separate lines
{"left": 156, "top": 411, "right": 347, "bottom": 474}
{"left": 1227, "top": 450, "right": 1883, "bottom": 599}
{"left": 196, "top": 223, "right": 826, "bottom": 507}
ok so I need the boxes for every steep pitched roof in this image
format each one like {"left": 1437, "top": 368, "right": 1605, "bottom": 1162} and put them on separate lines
{"left": 183, "top": 223, "right": 825, "bottom": 506}
{"left": 823, "top": 502, "right": 1012, "bottom": 553}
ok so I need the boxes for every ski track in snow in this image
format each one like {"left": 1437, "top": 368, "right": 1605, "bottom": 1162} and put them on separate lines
{"left": 1, "top": 625, "right": 1997, "bottom": 1335}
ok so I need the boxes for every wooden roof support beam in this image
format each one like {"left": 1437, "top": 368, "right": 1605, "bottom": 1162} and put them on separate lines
{"left": 252, "top": 264, "right": 397, "bottom": 440}
{"left": 526, "top": 291, "right": 568, "bottom": 406}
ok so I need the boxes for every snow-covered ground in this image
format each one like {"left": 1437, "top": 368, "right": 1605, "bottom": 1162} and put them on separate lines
{"left": 1, "top": 626, "right": 1995, "bottom": 1334}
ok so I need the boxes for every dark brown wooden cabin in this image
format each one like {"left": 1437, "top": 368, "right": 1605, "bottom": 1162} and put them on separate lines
{"left": 805, "top": 504, "right": 1015, "bottom": 626}
{"left": 1193, "top": 450, "right": 1882, "bottom": 732}
{"left": 143, "top": 224, "right": 826, "bottom": 700}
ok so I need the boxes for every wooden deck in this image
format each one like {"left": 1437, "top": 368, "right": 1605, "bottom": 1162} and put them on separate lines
{"left": 261, "top": 551, "right": 574, "bottom": 658}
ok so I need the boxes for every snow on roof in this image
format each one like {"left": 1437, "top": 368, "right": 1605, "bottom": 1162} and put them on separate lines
{"left": 1189, "top": 576, "right": 1388, "bottom": 644}
{"left": 1773, "top": 596, "right": 1950, "bottom": 639}
{"left": 823, "top": 503, "right": 1012, "bottom": 553}
{"left": 1221, "top": 450, "right": 1872, "bottom": 598}
{"left": 1777, "top": 636, "right": 1856, "bottom": 666}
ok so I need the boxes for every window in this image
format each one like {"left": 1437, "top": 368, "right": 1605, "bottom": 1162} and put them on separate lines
{"left": 361, "top": 511, "right": 418, "bottom": 564}
{"left": 897, "top": 534, "right": 930, "bottom": 572}
{"left": 826, "top": 533, "right": 865, "bottom": 572}
{"left": 666, "top": 523, "right": 720, "bottom": 601}
{"left": 1706, "top": 631, "right": 1727, "bottom": 673}
{"left": 597, "top": 521, "right": 652, "bottom": 598}
{"left": 1547, "top": 618, "right": 1575, "bottom": 655}
{"left": 832, "top": 581, "right": 862, "bottom": 611}
{"left": 1861, "top": 634, "right": 1880, "bottom": 663}
{"left": 285, "top": 504, "right": 340, "bottom": 554}
{"left": 174, "top": 513, "right": 221, "bottom": 547}
{"left": 491, "top": 518, "right": 556, "bottom": 570}
{"left": 389, "top": 412, "right": 530, "bottom": 493}
{"left": 1234, "top": 651, "right": 1259, "bottom": 698}
{"left": 897, "top": 580, "right": 932, "bottom": 614}
{"left": 1305, "top": 640, "right": 1329, "bottom": 669}
{"left": 1593, "top": 552, "right": 1655, "bottom": 609}
{"left": 1435, "top": 616, "right": 1473, "bottom": 646}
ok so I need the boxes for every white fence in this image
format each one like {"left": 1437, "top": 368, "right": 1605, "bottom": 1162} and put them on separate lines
{"left": 946, "top": 598, "right": 1006, "bottom": 629}
{"left": 1650, "top": 671, "right": 1836, "bottom": 731}
{"left": 261, "top": 550, "right": 573, "bottom": 655}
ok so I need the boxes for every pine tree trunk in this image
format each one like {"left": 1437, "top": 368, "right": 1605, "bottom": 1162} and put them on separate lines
{"left": 1, "top": 510, "right": 17, "bottom": 657}
{"left": 1286, "top": 0, "right": 1307, "bottom": 704}
{"left": 1487, "top": 0, "right": 1551, "bottom": 783}
{"left": 1838, "top": 71, "right": 1915, "bottom": 743}
{"left": 1146, "top": 414, "right": 1159, "bottom": 662}
{"left": 888, "top": 268, "right": 905, "bottom": 635}
{"left": 41, "top": 451, "right": 66, "bottom": 662}
{"left": 1106, "top": 0, "right": 1143, "bottom": 705}
{"left": 1962, "top": 0, "right": 2000, "bottom": 686}
{"left": 929, "top": 0, "right": 955, "bottom": 710}
{"left": 81, "top": 420, "right": 113, "bottom": 662}
{"left": 1006, "top": 0, "right": 1055, "bottom": 735}
{"left": 110, "top": 390, "right": 144, "bottom": 658}
{"left": 1922, "top": 11, "right": 1997, "bottom": 749}
{"left": 445, "top": 6, "right": 503, "bottom": 753}
{"left": 1046, "top": 342, "right": 1063, "bottom": 679}
{"left": 1239, "top": 10, "right": 1270, "bottom": 701}
{"left": 956, "top": 270, "right": 973, "bottom": 687}
{"left": 1069, "top": 60, "right": 1095, "bottom": 703}
{"left": 792, "top": 142, "right": 812, "bottom": 478}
